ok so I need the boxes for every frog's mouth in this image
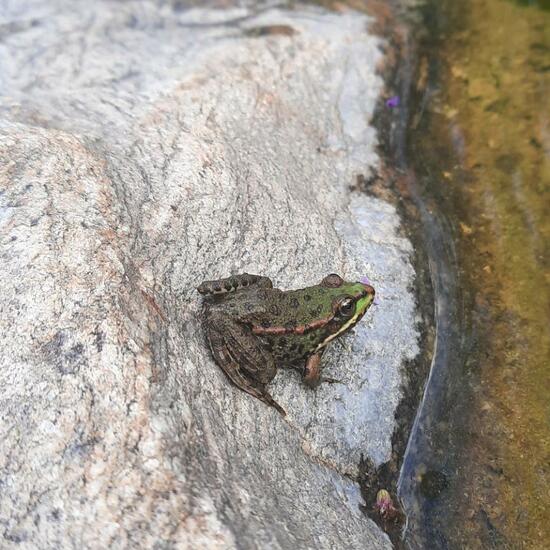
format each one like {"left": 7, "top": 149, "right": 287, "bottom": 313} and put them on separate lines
{"left": 315, "top": 284, "right": 375, "bottom": 352}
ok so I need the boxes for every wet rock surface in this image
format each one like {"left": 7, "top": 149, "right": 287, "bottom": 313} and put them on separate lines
{"left": 0, "top": 1, "right": 418, "bottom": 547}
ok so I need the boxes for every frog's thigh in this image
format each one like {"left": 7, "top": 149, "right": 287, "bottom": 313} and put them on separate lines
{"left": 221, "top": 324, "right": 277, "bottom": 385}
{"left": 206, "top": 315, "right": 283, "bottom": 414}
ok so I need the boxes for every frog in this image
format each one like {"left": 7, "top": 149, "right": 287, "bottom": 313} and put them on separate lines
{"left": 197, "top": 273, "right": 375, "bottom": 416}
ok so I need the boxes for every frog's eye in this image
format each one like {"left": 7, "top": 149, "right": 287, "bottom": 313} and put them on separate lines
{"left": 338, "top": 298, "right": 355, "bottom": 317}
{"left": 321, "top": 274, "right": 344, "bottom": 288}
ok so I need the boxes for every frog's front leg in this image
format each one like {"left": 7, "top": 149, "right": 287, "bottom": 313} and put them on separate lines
{"left": 197, "top": 273, "right": 273, "bottom": 296}
{"left": 302, "top": 351, "right": 341, "bottom": 388}
{"left": 205, "top": 313, "right": 285, "bottom": 415}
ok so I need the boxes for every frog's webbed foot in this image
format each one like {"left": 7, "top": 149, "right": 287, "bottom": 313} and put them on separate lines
{"left": 197, "top": 273, "right": 273, "bottom": 296}
{"left": 302, "top": 351, "right": 342, "bottom": 388}
{"left": 205, "top": 315, "right": 285, "bottom": 416}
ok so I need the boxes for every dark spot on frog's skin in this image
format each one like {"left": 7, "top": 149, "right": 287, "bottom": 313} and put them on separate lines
{"left": 290, "top": 297, "right": 300, "bottom": 309}
{"left": 224, "top": 281, "right": 233, "bottom": 291}
{"left": 284, "top": 321, "right": 295, "bottom": 331}
{"left": 261, "top": 321, "right": 271, "bottom": 329}
{"left": 269, "top": 304, "right": 280, "bottom": 315}
{"left": 303, "top": 294, "right": 312, "bottom": 301}
{"left": 245, "top": 302, "right": 254, "bottom": 312}
{"left": 310, "top": 305, "right": 323, "bottom": 317}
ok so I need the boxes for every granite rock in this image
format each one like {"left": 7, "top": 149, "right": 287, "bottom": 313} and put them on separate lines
{"left": 0, "top": 2, "right": 418, "bottom": 547}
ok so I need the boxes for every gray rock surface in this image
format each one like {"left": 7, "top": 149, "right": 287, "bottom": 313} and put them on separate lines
{"left": 0, "top": 1, "right": 418, "bottom": 548}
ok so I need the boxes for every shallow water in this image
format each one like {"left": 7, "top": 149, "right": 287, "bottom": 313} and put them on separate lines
{"left": 397, "top": 0, "right": 550, "bottom": 548}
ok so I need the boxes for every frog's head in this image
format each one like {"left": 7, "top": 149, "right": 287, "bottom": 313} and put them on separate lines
{"left": 250, "top": 273, "right": 375, "bottom": 352}
{"left": 308, "top": 273, "right": 375, "bottom": 352}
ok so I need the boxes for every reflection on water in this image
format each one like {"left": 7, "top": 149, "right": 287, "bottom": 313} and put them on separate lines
{"left": 398, "top": 0, "right": 550, "bottom": 547}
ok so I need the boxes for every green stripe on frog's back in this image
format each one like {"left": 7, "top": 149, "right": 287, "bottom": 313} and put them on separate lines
{"left": 249, "top": 286, "right": 335, "bottom": 335}
{"left": 251, "top": 288, "right": 373, "bottom": 366}
{"left": 250, "top": 284, "right": 372, "bottom": 340}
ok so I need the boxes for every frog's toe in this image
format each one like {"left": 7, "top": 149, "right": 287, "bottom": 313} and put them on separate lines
{"left": 303, "top": 373, "right": 342, "bottom": 388}
{"left": 320, "top": 376, "right": 343, "bottom": 385}
{"left": 262, "top": 393, "right": 286, "bottom": 416}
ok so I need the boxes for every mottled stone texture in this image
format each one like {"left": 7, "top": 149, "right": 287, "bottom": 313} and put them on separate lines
{"left": 0, "top": 1, "right": 417, "bottom": 548}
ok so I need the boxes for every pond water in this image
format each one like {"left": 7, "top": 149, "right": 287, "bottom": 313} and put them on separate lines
{"left": 396, "top": 0, "right": 550, "bottom": 548}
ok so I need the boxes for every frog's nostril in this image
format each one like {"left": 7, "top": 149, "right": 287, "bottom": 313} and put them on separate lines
{"left": 362, "top": 284, "right": 375, "bottom": 296}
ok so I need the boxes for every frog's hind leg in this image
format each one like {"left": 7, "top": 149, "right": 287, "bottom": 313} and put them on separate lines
{"left": 205, "top": 316, "right": 285, "bottom": 416}
{"left": 197, "top": 273, "right": 273, "bottom": 296}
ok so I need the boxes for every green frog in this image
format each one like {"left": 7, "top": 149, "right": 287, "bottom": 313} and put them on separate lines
{"left": 197, "top": 273, "right": 375, "bottom": 416}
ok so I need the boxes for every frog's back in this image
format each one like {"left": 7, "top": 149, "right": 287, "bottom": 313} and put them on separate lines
{"left": 205, "top": 286, "right": 280, "bottom": 319}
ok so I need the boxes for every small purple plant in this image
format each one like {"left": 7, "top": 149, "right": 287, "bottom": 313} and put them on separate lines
{"left": 385, "top": 95, "right": 400, "bottom": 108}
